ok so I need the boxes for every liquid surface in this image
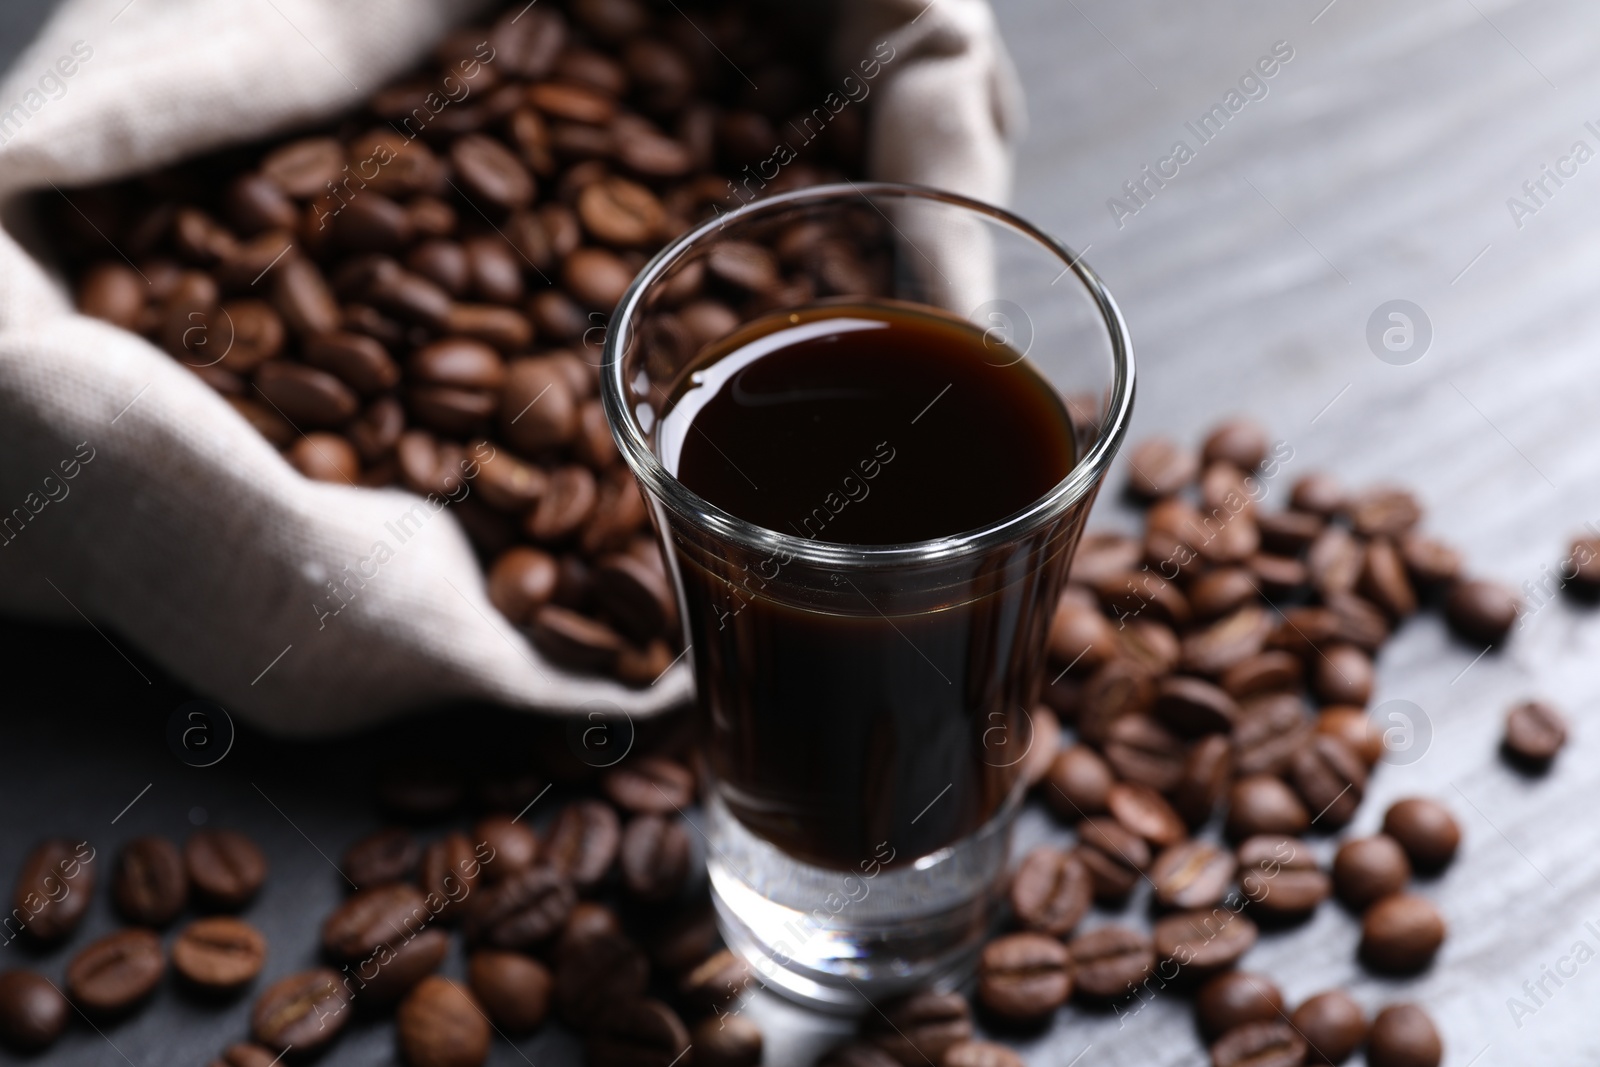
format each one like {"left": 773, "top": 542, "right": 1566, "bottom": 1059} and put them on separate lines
{"left": 660, "top": 302, "right": 1078, "bottom": 546}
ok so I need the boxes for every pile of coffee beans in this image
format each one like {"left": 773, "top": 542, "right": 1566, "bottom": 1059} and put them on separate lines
{"left": 55, "top": 0, "right": 866, "bottom": 685}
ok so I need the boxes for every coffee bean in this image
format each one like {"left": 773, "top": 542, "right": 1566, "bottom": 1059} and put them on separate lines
{"left": 1209, "top": 1021, "right": 1306, "bottom": 1067}
{"left": 186, "top": 830, "right": 267, "bottom": 910}
{"left": 1044, "top": 744, "right": 1113, "bottom": 821}
{"left": 1120, "top": 620, "right": 1182, "bottom": 675}
{"left": 324, "top": 883, "right": 432, "bottom": 961}
{"left": 1172, "top": 734, "right": 1233, "bottom": 827}
{"left": 78, "top": 262, "right": 149, "bottom": 329}
{"left": 528, "top": 465, "right": 599, "bottom": 542}
{"left": 678, "top": 948, "right": 751, "bottom": 1013}
{"left": 1221, "top": 651, "right": 1303, "bottom": 700}
{"left": 1289, "top": 472, "right": 1344, "bottom": 517}
{"left": 208, "top": 1043, "right": 281, "bottom": 1067}
{"left": 1361, "top": 894, "right": 1445, "bottom": 973}
{"left": 619, "top": 815, "right": 690, "bottom": 901}
{"left": 1231, "top": 695, "right": 1313, "bottom": 778}
{"left": 1075, "top": 659, "right": 1156, "bottom": 745}
{"left": 450, "top": 132, "right": 536, "bottom": 212}
{"left": 397, "top": 976, "right": 491, "bottom": 1067}
{"left": 556, "top": 927, "right": 649, "bottom": 1027}
{"left": 1237, "top": 835, "right": 1329, "bottom": 918}
{"left": 692, "top": 1014, "right": 763, "bottom": 1067}
{"left": 866, "top": 989, "right": 973, "bottom": 1065}
{"left": 1504, "top": 699, "right": 1567, "bottom": 767}
{"left": 1325, "top": 592, "right": 1390, "bottom": 651}
{"left": 543, "top": 800, "right": 621, "bottom": 890}
{"left": 1126, "top": 437, "right": 1198, "bottom": 498}
{"left": 1020, "top": 705, "right": 1063, "bottom": 788}
{"left": 1348, "top": 487, "right": 1421, "bottom": 538}
{"left": 592, "top": 555, "right": 677, "bottom": 643}
{"left": 1380, "top": 798, "right": 1460, "bottom": 874}
{"left": 1202, "top": 419, "right": 1270, "bottom": 470}
{"left": 1256, "top": 508, "right": 1323, "bottom": 555}
{"left": 586, "top": 998, "right": 690, "bottom": 1067}
{"left": 1179, "top": 613, "right": 1270, "bottom": 683}
{"left": 1367, "top": 1003, "right": 1441, "bottom": 1067}
{"left": 1226, "top": 775, "right": 1310, "bottom": 842}
{"left": 820, "top": 1043, "right": 901, "bottom": 1067}
{"left": 1010, "top": 846, "right": 1090, "bottom": 937}
{"left": 262, "top": 137, "right": 344, "bottom": 198}
{"left": 1397, "top": 533, "right": 1461, "bottom": 589}
{"left": 1332, "top": 835, "right": 1410, "bottom": 910}
{"left": 13, "top": 839, "right": 95, "bottom": 942}
{"left": 564, "top": 247, "right": 634, "bottom": 310}
{"left": 1074, "top": 817, "right": 1149, "bottom": 902}
{"left": 343, "top": 827, "right": 420, "bottom": 889}
{"left": 66, "top": 929, "right": 164, "bottom": 1013}
{"left": 977, "top": 933, "right": 1072, "bottom": 1022}
{"left": 1107, "top": 781, "right": 1186, "bottom": 848}
{"left": 467, "top": 950, "right": 551, "bottom": 1033}
{"left": 473, "top": 816, "right": 539, "bottom": 882}
{"left": 1359, "top": 538, "right": 1417, "bottom": 618}
{"left": 1314, "top": 707, "right": 1383, "bottom": 767}
{"left": 254, "top": 360, "right": 358, "bottom": 428}
{"left": 304, "top": 331, "right": 400, "bottom": 394}
{"left": 1312, "top": 644, "right": 1373, "bottom": 707}
{"left": 1289, "top": 735, "right": 1366, "bottom": 830}
{"left": 1195, "top": 970, "right": 1284, "bottom": 1040}
{"left": 0, "top": 970, "right": 69, "bottom": 1051}
{"left": 1154, "top": 908, "right": 1258, "bottom": 978}
{"left": 1292, "top": 990, "right": 1365, "bottom": 1065}
{"left": 475, "top": 449, "right": 550, "bottom": 513}
{"left": 1445, "top": 578, "right": 1520, "bottom": 645}
{"left": 1150, "top": 841, "right": 1235, "bottom": 910}
{"left": 288, "top": 432, "right": 361, "bottom": 482}
{"left": 419, "top": 833, "right": 485, "bottom": 922}
{"left": 253, "top": 968, "right": 353, "bottom": 1052}
{"left": 1067, "top": 925, "right": 1153, "bottom": 1001}
{"left": 113, "top": 835, "right": 187, "bottom": 927}
{"left": 464, "top": 865, "right": 576, "bottom": 949}
{"left": 1102, "top": 713, "right": 1187, "bottom": 791}
{"left": 532, "top": 604, "right": 624, "bottom": 670}
{"left": 1249, "top": 554, "right": 1310, "bottom": 599}
{"left": 173, "top": 917, "right": 267, "bottom": 991}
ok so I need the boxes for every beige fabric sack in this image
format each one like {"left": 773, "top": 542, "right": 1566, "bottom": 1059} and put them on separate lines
{"left": 0, "top": 0, "right": 1023, "bottom": 736}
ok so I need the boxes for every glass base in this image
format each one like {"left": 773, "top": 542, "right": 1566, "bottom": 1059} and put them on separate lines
{"left": 706, "top": 792, "right": 1016, "bottom": 1015}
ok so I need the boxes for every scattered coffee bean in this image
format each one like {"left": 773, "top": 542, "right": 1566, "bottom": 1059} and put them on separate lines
{"left": 343, "top": 827, "right": 420, "bottom": 889}
{"left": 12, "top": 838, "right": 95, "bottom": 942}
{"left": 619, "top": 814, "right": 690, "bottom": 901}
{"left": 464, "top": 865, "right": 576, "bottom": 950}
{"left": 1154, "top": 908, "right": 1258, "bottom": 979}
{"left": 1226, "top": 775, "right": 1310, "bottom": 842}
{"left": 1236, "top": 835, "right": 1329, "bottom": 918}
{"left": 474, "top": 815, "right": 539, "bottom": 881}
{"left": 1360, "top": 894, "right": 1446, "bottom": 973}
{"left": 1195, "top": 970, "right": 1284, "bottom": 1040}
{"left": 324, "top": 883, "right": 432, "bottom": 961}
{"left": 1044, "top": 744, "right": 1113, "bottom": 820}
{"left": 1332, "top": 835, "right": 1410, "bottom": 910}
{"left": 1289, "top": 735, "right": 1367, "bottom": 830}
{"left": 977, "top": 933, "right": 1072, "bottom": 1022}
{"left": 1126, "top": 437, "right": 1199, "bottom": 498}
{"left": 419, "top": 832, "right": 484, "bottom": 921}
{"left": 66, "top": 929, "right": 165, "bottom": 1013}
{"left": 556, "top": 928, "right": 650, "bottom": 1028}
{"left": 1315, "top": 707, "right": 1383, "bottom": 767}
{"left": 1010, "top": 846, "right": 1091, "bottom": 937}
{"left": 1445, "top": 578, "right": 1520, "bottom": 645}
{"left": 468, "top": 951, "right": 551, "bottom": 1034}
{"left": 679, "top": 948, "right": 752, "bottom": 1013}
{"left": 0, "top": 970, "right": 69, "bottom": 1051}
{"left": 397, "top": 976, "right": 491, "bottom": 1067}
{"left": 602, "top": 756, "right": 695, "bottom": 814}
{"left": 865, "top": 989, "right": 973, "bottom": 1064}
{"left": 819, "top": 1043, "right": 902, "bottom": 1067}
{"left": 1151, "top": 841, "right": 1237, "bottom": 910}
{"left": 585, "top": 998, "right": 690, "bottom": 1067}
{"left": 1367, "top": 1003, "right": 1442, "bottom": 1067}
{"left": 1503, "top": 699, "right": 1567, "bottom": 768}
{"left": 1067, "top": 925, "right": 1154, "bottom": 1001}
{"left": 1107, "top": 781, "right": 1187, "bottom": 848}
{"left": 113, "top": 835, "right": 188, "bottom": 926}
{"left": 692, "top": 1013, "right": 764, "bottom": 1067}
{"left": 1074, "top": 817, "right": 1150, "bottom": 902}
{"left": 943, "top": 1040, "right": 1025, "bottom": 1067}
{"left": 1231, "top": 694, "right": 1314, "bottom": 778}
{"left": 1381, "top": 798, "right": 1460, "bottom": 874}
{"left": 207, "top": 1043, "right": 281, "bottom": 1067}
{"left": 1202, "top": 419, "right": 1269, "bottom": 470}
{"left": 1312, "top": 644, "right": 1373, "bottom": 707}
{"left": 172, "top": 917, "right": 267, "bottom": 992}
{"left": 1171, "top": 734, "right": 1233, "bottom": 827}
{"left": 1292, "top": 989, "right": 1366, "bottom": 1065}
{"left": 1209, "top": 1020, "right": 1306, "bottom": 1067}
{"left": 364, "top": 928, "right": 451, "bottom": 1004}
{"left": 543, "top": 800, "right": 621, "bottom": 891}
{"left": 185, "top": 830, "right": 267, "bottom": 909}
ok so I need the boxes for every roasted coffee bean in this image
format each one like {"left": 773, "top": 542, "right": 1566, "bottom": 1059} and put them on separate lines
{"left": 1102, "top": 713, "right": 1187, "bottom": 791}
{"left": 1120, "top": 620, "right": 1182, "bottom": 675}
{"left": 208, "top": 1043, "right": 283, "bottom": 1067}
{"left": 1156, "top": 674, "right": 1242, "bottom": 735}
{"left": 1075, "top": 659, "right": 1156, "bottom": 745}
{"left": 468, "top": 950, "right": 551, "bottom": 1033}
{"left": 1290, "top": 472, "right": 1345, "bottom": 517}
{"left": 262, "top": 137, "right": 344, "bottom": 197}
{"left": 1289, "top": 736, "right": 1366, "bottom": 830}
{"left": 1315, "top": 707, "right": 1383, "bottom": 767}
{"left": 78, "top": 261, "right": 149, "bottom": 329}
{"left": 619, "top": 815, "right": 690, "bottom": 901}
{"left": 1367, "top": 1003, "right": 1441, "bottom": 1067}
{"left": 288, "top": 432, "right": 361, "bottom": 483}
{"left": 977, "top": 933, "right": 1072, "bottom": 1022}
{"left": 1445, "top": 578, "right": 1520, "bottom": 645}
{"left": 528, "top": 465, "right": 599, "bottom": 542}
{"left": 1256, "top": 508, "right": 1323, "bottom": 555}
{"left": 1361, "top": 894, "right": 1446, "bottom": 973}
{"left": 1010, "top": 846, "right": 1090, "bottom": 936}
{"left": 420, "top": 833, "right": 485, "bottom": 920}
{"left": 1226, "top": 775, "right": 1310, "bottom": 842}
{"left": 113, "top": 835, "right": 187, "bottom": 926}
{"left": 1202, "top": 418, "right": 1270, "bottom": 470}
{"left": 1503, "top": 699, "right": 1567, "bottom": 767}
{"left": 13, "top": 839, "right": 95, "bottom": 942}
{"left": 451, "top": 132, "right": 536, "bottom": 211}
{"left": 865, "top": 989, "right": 973, "bottom": 1065}
{"left": 1168, "top": 735, "right": 1230, "bottom": 826}
{"left": 1325, "top": 592, "right": 1390, "bottom": 651}
{"left": 1047, "top": 590, "right": 1118, "bottom": 672}
{"left": 1092, "top": 567, "right": 1192, "bottom": 627}
{"left": 1195, "top": 970, "right": 1284, "bottom": 1042}
{"left": 0, "top": 970, "right": 69, "bottom": 1051}
{"left": 1044, "top": 744, "right": 1113, "bottom": 820}
{"left": 343, "top": 827, "right": 420, "bottom": 889}
{"left": 66, "top": 929, "right": 164, "bottom": 1013}
{"left": 1232, "top": 694, "right": 1314, "bottom": 778}
{"left": 1189, "top": 567, "right": 1257, "bottom": 622}
{"left": 1359, "top": 538, "right": 1417, "bottom": 618}
{"left": 378, "top": 759, "right": 465, "bottom": 817}
{"left": 556, "top": 927, "right": 649, "bottom": 1026}
{"left": 586, "top": 998, "right": 691, "bottom": 1067}
{"left": 592, "top": 555, "right": 676, "bottom": 643}
{"left": 464, "top": 865, "right": 575, "bottom": 949}
{"left": 1312, "top": 644, "right": 1373, "bottom": 707}
{"left": 172, "top": 917, "right": 267, "bottom": 991}
{"left": 1237, "top": 835, "right": 1329, "bottom": 918}
{"left": 398, "top": 976, "right": 491, "bottom": 1067}
{"left": 186, "top": 830, "right": 267, "bottom": 909}
{"left": 488, "top": 546, "right": 562, "bottom": 621}
{"left": 1067, "top": 925, "right": 1154, "bottom": 1000}
{"left": 1348, "top": 487, "right": 1422, "bottom": 538}
{"left": 1151, "top": 841, "right": 1236, "bottom": 910}
{"left": 1179, "top": 612, "right": 1270, "bottom": 682}
{"left": 693, "top": 1014, "right": 764, "bottom": 1067}
{"left": 1126, "top": 437, "right": 1199, "bottom": 498}
{"left": 1221, "top": 651, "right": 1303, "bottom": 700}
{"left": 678, "top": 948, "right": 751, "bottom": 1013}
{"left": 1332, "top": 835, "right": 1410, "bottom": 909}
{"left": 1247, "top": 552, "right": 1308, "bottom": 598}
{"left": 543, "top": 800, "right": 621, "bottom": 890}
{"left": 1074, "top": 817, "right": 1150, "bottom": 902}
{"left": 1381, "top": 798, "right": 1460, "bottom": 874}
{"left": 1107, "top": 782, "right": 1186, "bottom": 848}
{"left": 363, "top": 926, "right": 450, "bottom": 1004}
{"left": 254, "top": 360, "right": 358, "bottom": 428}
{"left": 531, "top": 604, "right": 624, "bottom": 669}
{"left": 474, "top": 816, "right": 539, "bottom": 881}
{"left": 602, "top": 757, "right": 695, "bottom": 818}
{"left": 271, "top": 255, "right": 342, "bottom": 337}
{"left": 1154, "top": 908, "right": 1258, "bottom": 978}
{"left": 324, "top": 883, "right": 432, "bottom": 961}
{"left": 304, "top": 331, "right": 400, "bottom": 394}
{"left": 819, "top": 1043, "right": 901, "bottom": 1067}
{"left": 1020, "top": 705, "right": 1063, "bottom": 788}
{"left": 1292, "top": 990, "right": 1366, "bottom": 1065}
{"left": 564, "top": 246, "right": 634, "bottom": 309}
{"left": 475, "top": 448, "right": 550, "bottom": 513}
{"left": 1398, "top": 532, "right": 1461, "bottom": 589}
{"left": 1209, "top": 1021, "right": 1306, "bottom": 1067}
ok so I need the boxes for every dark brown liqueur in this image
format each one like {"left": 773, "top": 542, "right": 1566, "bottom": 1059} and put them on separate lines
{"left": 659, "top": 301, "right": 1081, "bottom": 868}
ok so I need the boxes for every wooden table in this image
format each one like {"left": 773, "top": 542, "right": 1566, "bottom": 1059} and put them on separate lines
{"left": 4, "top": 1, "right": 1599, "bottom": 1064}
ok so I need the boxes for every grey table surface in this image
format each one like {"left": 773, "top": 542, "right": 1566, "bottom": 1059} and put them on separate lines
{"left": 5, "top": 1, "right": 1600, "bottom": 1065}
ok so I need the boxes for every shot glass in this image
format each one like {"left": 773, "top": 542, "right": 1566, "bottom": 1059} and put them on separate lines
{"left": 601, "top": 183, "right": 1135, "bottom": 1011}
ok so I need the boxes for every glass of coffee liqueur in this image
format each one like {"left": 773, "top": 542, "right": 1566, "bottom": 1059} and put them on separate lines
{"left": 602, "top": 183, "right": 1134, "bottom": 1010}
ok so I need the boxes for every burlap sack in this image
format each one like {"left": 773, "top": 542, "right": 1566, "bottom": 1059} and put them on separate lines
{"left": 0, "top": 0, "right": 1023, "bottom": 736}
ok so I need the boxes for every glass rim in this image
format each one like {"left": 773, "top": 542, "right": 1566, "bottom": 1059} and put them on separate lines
{"left": 600, "top": 180, "right": 1137, "bottom": 569}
